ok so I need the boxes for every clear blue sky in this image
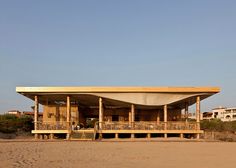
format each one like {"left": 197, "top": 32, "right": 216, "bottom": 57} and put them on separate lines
{"left": 0, "top": 0, "right": 236, "bottom": 113}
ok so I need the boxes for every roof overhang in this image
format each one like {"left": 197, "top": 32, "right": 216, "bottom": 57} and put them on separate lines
{"left": 16, "top": 86, "right": 220, "bottom": 93}
{"left": 16, "top": 86, "right": 220, "bottom": 109}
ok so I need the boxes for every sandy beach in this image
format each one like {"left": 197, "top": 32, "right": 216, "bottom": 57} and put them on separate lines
{"left": 0, "top": 140, "right": 236, "bottom": 168}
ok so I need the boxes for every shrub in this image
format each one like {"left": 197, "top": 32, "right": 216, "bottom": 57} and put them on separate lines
{"left": 86, "top": 118, "right": 98, "bottom": 128}
{"left": 201, "top": 119, "right": 236, "bottom": 132}
{"left": 0, "top": 114, "right": 33, "bottom": 134}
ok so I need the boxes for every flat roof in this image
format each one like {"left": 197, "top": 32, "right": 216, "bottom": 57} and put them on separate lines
{"left": 16, "top": 86, "right": 220, "bottom": 108}
{"left": 16, "top": 86, "right": 220, "bottom": 93}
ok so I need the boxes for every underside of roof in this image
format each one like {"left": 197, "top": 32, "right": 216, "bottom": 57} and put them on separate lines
{"left": 16, "top": 86, "right": 220, "bottom": 109}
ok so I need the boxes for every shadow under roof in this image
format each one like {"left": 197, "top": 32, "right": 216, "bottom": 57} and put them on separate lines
{"left": 16, "top": 86, "right": 220, "bottom": 109}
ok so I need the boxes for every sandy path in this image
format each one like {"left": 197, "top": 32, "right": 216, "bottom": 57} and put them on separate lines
{"left": 0, "top": 141, "right": 236, "bottom": 168}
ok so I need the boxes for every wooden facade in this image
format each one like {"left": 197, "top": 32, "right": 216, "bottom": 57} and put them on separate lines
{"left": 16, "top": 86, "right": 220, "bottom": 140}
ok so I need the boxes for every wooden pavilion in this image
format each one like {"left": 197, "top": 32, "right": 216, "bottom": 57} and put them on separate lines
{"left": 16, "top": 86, "right": 220, "bottom": 140}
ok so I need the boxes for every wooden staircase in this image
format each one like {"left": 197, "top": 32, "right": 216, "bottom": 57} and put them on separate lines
{"left": 70, "top": 129, "right": 96, "bottom": 140}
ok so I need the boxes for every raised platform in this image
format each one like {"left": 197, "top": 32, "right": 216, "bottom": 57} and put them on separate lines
{"left": 100, "top": 130, "right": 203, "bottom": 134}
{"left": 32, "top": 130, "right": 69, "bottom": 134}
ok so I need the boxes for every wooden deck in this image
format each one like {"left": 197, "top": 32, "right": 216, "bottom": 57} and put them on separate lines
{"left": 32, "top": 121, "right": 203, "bottom": 137}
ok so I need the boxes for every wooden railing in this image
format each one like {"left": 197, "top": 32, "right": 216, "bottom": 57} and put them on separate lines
{"left": 166, "top": 122, "right": 197, "bottom": 130}
{"left": 101, "top": 121, "right": 198, "bottom": 130}
{"left": 36, "top": 121, "right": 68, "bottom": 130}
{"left": 35, "top": 121, "right": 198, "bottom": 131}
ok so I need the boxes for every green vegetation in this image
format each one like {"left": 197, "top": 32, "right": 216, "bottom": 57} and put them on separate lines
{"left": 86, "top": 118, "right": 98, "bottom": 128}
{"left": 0, "top": 114, "right": 33, "bottom": 134}
{"left": 201, "top": 119, "right": 236, "bottom": 132}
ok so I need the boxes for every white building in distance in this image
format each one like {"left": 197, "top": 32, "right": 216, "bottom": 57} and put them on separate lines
{"left": 205, "top": 107, "right": 236, "bottom": 122}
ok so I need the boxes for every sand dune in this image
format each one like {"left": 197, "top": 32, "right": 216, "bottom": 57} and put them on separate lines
{"left": 0, "top": 141, "right": 236, "bottom": 168}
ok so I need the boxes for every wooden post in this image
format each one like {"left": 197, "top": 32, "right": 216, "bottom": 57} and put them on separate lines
{"left": 75, "top": 100, "right": 79, "bottom": 126}
{"left": 99, "top": 97, "right": 103, "bottom": 130}
{"left": 50, "top": 133, "right": 54, "bottom": 140}
{"left": 164, "top": 134, "right": 168, "bottom": 138}
{"left": 131, "top": 104, "right": 135, "bottom": 128}
{"left": 185, "top": 102, "right": 189, "bottom": 122}
{"left": 196, "top": 96, "right": 200, "bottom": 139}
{"left": 38, "top": 134, "right": 43, "bottom": 140}
{"left": 44, "top": 134, "right": 48, "bottom": 140}
{"left": 164, "top": 105, "right": 168, "bottom": 138}
{"left": 129, "top": 111, "right": 132, "bottom": 126}
{"left": 66, "top": 96, "right": 71, "bottom": 139}
{"left": 196, "top": 96, "right": 200, "bottom": 123}
{"left": 164, "top": 105, "right": 168, "bottom": 128}
{"left": 131, "top": 134, "right": 135, "bottom": 139}
{"left": 157, "top": 110, "right": 160, "bottom": 124}
{"left": 34, "top": 95, "right": 39, "bottom": 139}
{"left": 78, "top": 109, "right": 80, "bottom": 127}
{"left": 115, "top": 133, "right": 119, "bottom": 139}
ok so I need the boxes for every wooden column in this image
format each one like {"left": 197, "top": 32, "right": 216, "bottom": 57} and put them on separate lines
{"left": 130, "top": 104, "right": 135, "bottom": 139}
{"left": 34, "top": 95, "right": 39, "bottom": 139}
{"left": 99, "top": 97, "right": 103, "bottom": 130}
{"left": 34, "top": 96, "right": 39, "bottom": 129}
{"left": 129, "top": 111, "right": 132, "bottom": 126}
{"left": 78, "top": 109, "right": 80, "bottom": 127}
{"left": 164, "top": 105, "right": 168, "bottom": 125}
{"left": 196, "top": 96, "right": 200, "bottom": 125}
{"left": 115, "top": 133, "right": 119, "bottom": 139}
{"left": 196, "top": 96, "right": 201, "bottom": 139}
{"left": 185, "top": 102, "right": 189, "bottom": 122}
{"left": 75, "top": 100, "right": 79, "bottom": 126}
{"left": 66, "top": 96, "right": 71, "bottom": 139}
{"left": 131, "top": 134, "right": 135, "bottom": 139}
{"left": 50, "top": 133, "right": 54, "bottom": 140}
{"left": 66, "top": 96, "right": 71, "bottom": 128}
{"left": 157, "top": 110, "right": 160, "bottom": 124}
{"left": 131, "top": 104, "right": 135, "bottom": 128}
{"left": 164, "top": 105, "right": 168, "bottom": 138}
